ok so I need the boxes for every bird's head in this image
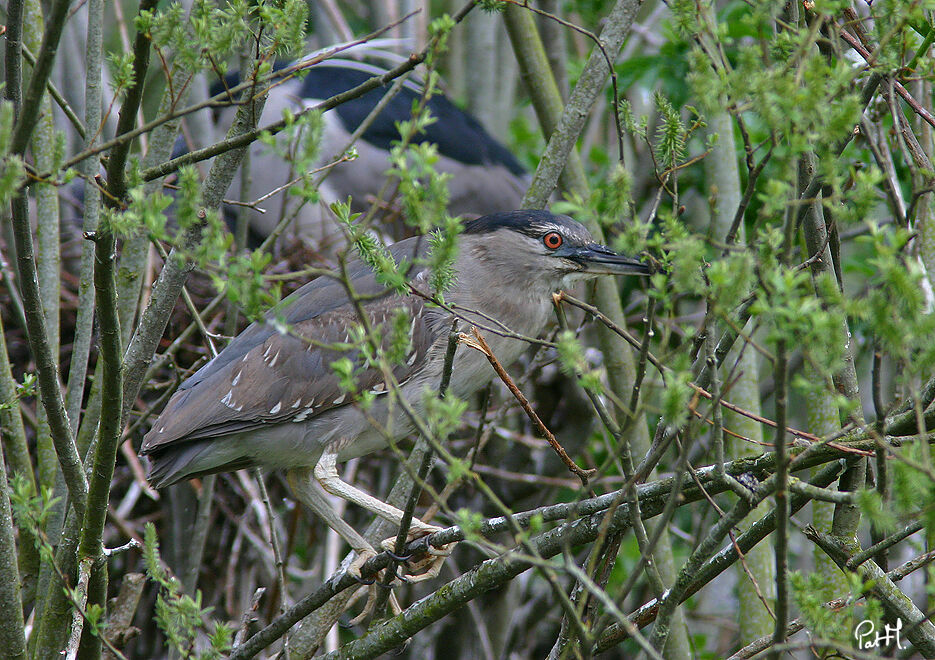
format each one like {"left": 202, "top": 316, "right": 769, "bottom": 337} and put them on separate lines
{"left": 462, "top": 210, "right": 651, "bottom": 291}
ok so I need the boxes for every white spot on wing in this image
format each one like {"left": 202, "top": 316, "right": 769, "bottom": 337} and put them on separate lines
{"left": 269, "top": 350, "right": 280, "bottom": 367}
{"left": 220, "top": 390, "right": 233, "bottom": 406}
{"left": 231, "top": 370, "right": 242, "bottom": 386}
{"left": 333, "top": 394, "right": 346, "bottom": 405}
{"left": 291, "top": 398, "right": 302, "bottom": 408}
{"left": 269, "top": 402, "right": 282, "bottom": 414}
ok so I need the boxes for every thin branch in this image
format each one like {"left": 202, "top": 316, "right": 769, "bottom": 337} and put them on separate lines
{"left": 846, "top": 520, "right": 925, "bottom": 570}
{"left": 772, "top": 340, "right": 790, "bottom": 655}
{"left": 460, "top": 327, "right": 595, "bottom": 484}
{"left": 837, "top": 28, "right": 935, "bottom": 130}
{"left": 593, "top": 459, "right": 851, "bottom": 653}
{"left": 4, "top": 0, "right": 89, "bottom": 520}
{"left": 805, "top": 524, "right": 935, "bottom": 656}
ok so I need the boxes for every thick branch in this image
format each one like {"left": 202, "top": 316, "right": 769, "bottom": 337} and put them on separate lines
{"left": 232, "top": 430, "right": 902, "bottom": 658}
{"left": 805, "top": 525, "right": 935, "bottom": 657}
{"left": 517, "top": 0, "right": 641, "bottom": 208}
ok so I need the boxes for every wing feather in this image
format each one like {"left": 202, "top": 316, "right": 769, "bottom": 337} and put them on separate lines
{"left": 141, "top": 236, "right": 438, "bottom": 455}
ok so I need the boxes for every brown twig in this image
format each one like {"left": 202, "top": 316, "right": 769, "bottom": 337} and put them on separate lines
{"left": 119, "top": 441, "right": 159, "bottom": 501}
{"left": 837, "top": 28, "right": 935, "bottom": 129}
{"left": 688, "top": 383, "right": 874, "bottom": 457}
{"left": 460, "top": 327, "right": 596, "bottom": 485}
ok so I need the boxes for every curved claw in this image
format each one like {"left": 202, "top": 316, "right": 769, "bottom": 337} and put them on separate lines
{"left": 349, "top": 572, "right": 375, "bottom": 586}
{"left": 386, "top": 564, "right": 410, "bottom": 584}
{"left": 384, "top": 549, "right": 413, "bottom": 563}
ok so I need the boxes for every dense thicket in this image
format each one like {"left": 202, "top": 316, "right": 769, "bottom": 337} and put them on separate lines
{"left": 2, "top": 1, "right": 935, "bottom": 658}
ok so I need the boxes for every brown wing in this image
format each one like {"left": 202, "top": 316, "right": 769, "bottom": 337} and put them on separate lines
{"left": 141, "top": 237, "right": 438, "bottom": 455}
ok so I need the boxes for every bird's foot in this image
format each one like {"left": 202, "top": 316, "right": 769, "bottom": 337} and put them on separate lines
{"left": 346, "top": 546, "right": 378, "bottom": 582}
{"left": 380, "top": 523, "right": 455, "bottom": 583}
{"left": 345, "top": 545, "right": 405, "bottom": 627}
{"left": 347, "top": 586, "right": 402, "bottom": 627}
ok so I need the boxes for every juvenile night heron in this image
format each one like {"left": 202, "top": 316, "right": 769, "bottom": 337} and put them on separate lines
{"left": 140, "top": 210, "right": 649, "bottom": 580}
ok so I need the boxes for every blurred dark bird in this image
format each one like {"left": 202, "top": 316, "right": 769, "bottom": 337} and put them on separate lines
{"left": 58, "top": 55, "right": 528, "bottom": 259}
{"left": 215, "top": 56, "right": 529, "bottom": 252}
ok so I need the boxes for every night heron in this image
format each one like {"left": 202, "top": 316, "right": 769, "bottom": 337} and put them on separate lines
{"left": 216, "top": 58, "right": 528, "bottom": 250}
{"left": 60, "top": 59, "right": 526, "bottom": 260}
{"left": 140, "top": 210, "right": 649, "bottom": 583}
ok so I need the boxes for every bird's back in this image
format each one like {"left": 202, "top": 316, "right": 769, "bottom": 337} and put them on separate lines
{"left": 140, "top": 234, "right": 441, "bottom": 484}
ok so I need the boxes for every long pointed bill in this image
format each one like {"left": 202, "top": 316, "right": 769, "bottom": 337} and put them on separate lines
{"left": 567, "top": 243, "right": 652, "bottom": 276}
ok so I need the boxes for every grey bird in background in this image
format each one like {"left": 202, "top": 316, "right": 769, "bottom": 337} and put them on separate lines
{"left": 216, "top": 55, "right": 529, "bottom": 253}
{"left": 57, "top": 51, "right": 528, "bottom": 266}
{"left": 140, "top": 210, "right": 649, "bottom": 591}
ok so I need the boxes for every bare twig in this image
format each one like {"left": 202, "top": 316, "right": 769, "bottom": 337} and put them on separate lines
{"left": 460, "top": 327, "right": 596, "bottom": 485}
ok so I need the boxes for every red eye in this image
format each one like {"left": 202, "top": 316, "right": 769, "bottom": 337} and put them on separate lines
{"left": 543, "top": 232, "right": 563, "bottom": 249}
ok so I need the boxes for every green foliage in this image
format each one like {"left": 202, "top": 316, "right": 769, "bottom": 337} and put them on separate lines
{"left": 750, "top": 256, "right": 849, "bottom": 378}
{"left": 385, "top": 309, "right": 414, "bottom": 366}
{"left": 653, "top": 92, "right": 687, "bottom": 168}
{"left": 105, "top": 184, "right": 172, "bottom": 239}
{"left": 555, "top": 330, "right": 586, "bottom": 378}
{"left": 143, "top": 524, "right": 232, "bottom": 659}
{"left": 706, "top": 251, "right": 754, "bottom": 310}
{"left": 212, "top": 249, "right": 279, "bottom": 322}
{"left": 658, "top": 213, "right": 706, "bottom": 298}
{"left": 447, "top": 457, "right": 471, "bottom": 484}
{"left": 555, "top": 330, "right": 603, "bottom": 395}
{"left": 340, "top": 56, "right": 462, "bottom": 300}
{"left": 427, "top": 217, "right": 462, "bottom": 297}
{"left": 255, "top": 0, "right": 308, "bottom": 56}
{"left": 142, "top": 0, "right": 306, "bottom": 73}
{"left": 478, "top": 0, "right": 506, "bottom": 13}
{"left": 384, "top": 61, "right": 452, "bottom": 232}
{"left": 661, "top": 364, "right": 694, "bottom": 428}
{"left": 82, "top": 599, "right": 104, "bottom": 635}
{"left": 331, "top": 357, "right": 358, "bottom": 395}
{"left": 333, "top": 200, "right": 410, "bottom": 294}
{"left": 790, "top": 571, "right": 882, "bottom": 645}
{"left": 422, "top": 387, "right": 468, "bottom": 442}
{"left": 453, "top": 508, "right": 484, "bottom": 541}
{"left": 15, "top": 372, "right": 36, "bottom": 400}
{"left": 854, "top": 489, "right": 897, "bottom": 534}
{"left": 11, "top": 0, "right": 935, "bottom": 656}
{"left": 553, "top": 165, "right": 634, "bottom": 229}
{"left": 259, "top": 108, "right": 324, "bottom": 208}
{"left": 889, "top": 442, "right": 935, "bottom": 530}
{"left": 105, "top": 51, "right": 136, "bottom": 99}
{"left": 0, "top": 100, "right": 26, "bottom": 201}
{"left": 388, "top": 132, "right": 452, "bottom": 232}
{"left": 10, "top": 474, "right": 56, "bottom": 543}
{"left": 617, "top": 99, "right": 646, "bottom": 140}
{"left": 850, "top": 226, "right": 935, "bottom": 379}
{"left": 0, "top": 146, "right": 25, "bottom": 209}
{"left": 669, "top": 0, "right": 702, "bottom": 37}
